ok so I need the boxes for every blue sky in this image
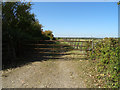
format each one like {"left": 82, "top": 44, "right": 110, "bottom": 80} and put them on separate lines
{"left": 30, "top": 2, "right": 118, "bottom": 38}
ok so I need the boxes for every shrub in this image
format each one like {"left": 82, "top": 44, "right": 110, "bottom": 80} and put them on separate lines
{"left": 43, "top": 30, "right": 54, "bottom": 40}
{"left": 89, "top": 38, "right": 120, "bottom": 88}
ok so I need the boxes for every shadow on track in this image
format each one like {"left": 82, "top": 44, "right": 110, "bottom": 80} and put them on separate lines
{"left": 3, "top": 40, "right": 88, "bottom": 70}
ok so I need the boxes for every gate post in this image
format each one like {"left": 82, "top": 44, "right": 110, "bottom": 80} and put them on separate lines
{"left": 86, "top": 41, "right": 89, "bottom": 59}
{"left": 92, "top": 39, "right": 94, "bottom": 54}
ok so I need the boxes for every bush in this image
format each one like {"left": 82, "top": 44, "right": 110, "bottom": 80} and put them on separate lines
{"left": 89, "top": 38, "right": 120, "bottom": 88}
{"left": 43, "top": 30, "right": 54, "bottom": 40}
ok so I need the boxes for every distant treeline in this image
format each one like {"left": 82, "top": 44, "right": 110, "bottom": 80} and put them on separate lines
{"left": 2, "top": 1, "right": 55, "bottom": 66}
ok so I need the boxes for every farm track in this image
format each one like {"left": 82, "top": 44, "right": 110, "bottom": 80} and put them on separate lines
{"left": 2, "top": 61, "right": 85, "bottom": 88}
{"left": 2, "top": 50, "right": 97, "bottom": 88}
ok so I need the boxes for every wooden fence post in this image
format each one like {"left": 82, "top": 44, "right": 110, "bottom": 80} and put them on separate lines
{"left": 86, "top": 41, "right": 89, "bottom": 59}
{"left": 74, "top": 38, "right": 76, "bottom": 49}
{"left": 92, "top": 39, "right": 94, "bottom": 54}
{"left": 69, "top": 38, "right": 71, "bottom": 46}
{"left": 81, "top": 42, "right": 83, "bottom": 51}
{"left": 77, "top": 38, "right": 80, "bottom": 49}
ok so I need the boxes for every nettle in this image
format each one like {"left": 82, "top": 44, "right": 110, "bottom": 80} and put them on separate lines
{"left": 89, "top": 38, "right": 120, "bottom": 88}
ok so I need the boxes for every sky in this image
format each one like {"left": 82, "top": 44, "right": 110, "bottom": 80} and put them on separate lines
{"left": 30, "top": 2, "right": 118, "bottom": 38}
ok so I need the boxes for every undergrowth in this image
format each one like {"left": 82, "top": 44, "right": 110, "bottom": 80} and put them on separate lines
{"left": 88, "top": 38, "right": 120, "bottom": 88}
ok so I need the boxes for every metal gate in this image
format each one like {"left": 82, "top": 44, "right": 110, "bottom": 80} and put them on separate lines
{"left": 23, "top": 37, "right": 93, "bottom": 60}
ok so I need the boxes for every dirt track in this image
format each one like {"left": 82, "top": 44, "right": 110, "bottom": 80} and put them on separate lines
{"left": 2, "top": 49, "right": 99, "bottom": 88}
{"left": 2, "top": 59, "right": 87, "bottom": 88}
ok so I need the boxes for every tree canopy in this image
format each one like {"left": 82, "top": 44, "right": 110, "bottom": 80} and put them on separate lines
{"left": 2, "top": 1, "right": 55, "bottom": 41}
{"left": 2, "top": 1, "right": 55, "bottom": 59}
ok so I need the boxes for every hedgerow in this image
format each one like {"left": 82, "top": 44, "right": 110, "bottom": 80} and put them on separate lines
{"left": 2, "top": 2, "right": 56, "bottom": 67}
{"left": 89, "top": 38, "right": 120, "bottom": 88}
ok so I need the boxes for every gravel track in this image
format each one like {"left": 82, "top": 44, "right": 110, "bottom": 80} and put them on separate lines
{"left": 2, "top": 58, "right": 86, "bottom": 88}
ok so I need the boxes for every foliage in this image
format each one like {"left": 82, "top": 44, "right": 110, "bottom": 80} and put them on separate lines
{"left": 42, "top": 30, "right": 55, "bottom": 40}
{"left": 2, "top": 1, "right": 56, "bottom": 40}
{"left": 3, "top": 2, "right": 44, "bottom": 41}
{"left": 117, "top": 1, "right": 120, "bottom": 5}
{"left": 89, "top": 38, "right": 120, "bottom": 88}
{"left": 2, "top": 1, "right": 56, "bottom": 66}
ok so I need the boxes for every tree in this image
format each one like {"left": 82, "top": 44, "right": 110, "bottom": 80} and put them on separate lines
{"left": 2, "top": 1, "right": 44, "bottom": 58}
{"left": 2, "top": 2, "right": 34, "bottom": 41}
{"left": 117, "top": 1, "right": 120, "bottom": 5}
{"left": 2, "top": 2, "right": 45, "bottom": 41}
{"left": 2, "top": 1, "right": 56, "bottom": 58}
{"left": 43, "top": 30, "right": 54, "bottom": 40}
{"left": 2, "top": 1, "right": 56, "bottom": 67}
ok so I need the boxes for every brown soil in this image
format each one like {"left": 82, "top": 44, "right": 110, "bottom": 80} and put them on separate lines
{"left": 2, "top": 50, "right": 98, "bottom": 88}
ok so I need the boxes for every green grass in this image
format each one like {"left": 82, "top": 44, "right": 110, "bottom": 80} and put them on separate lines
{"left": 58, "top": 38, "right": 93, "bottom": 50}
